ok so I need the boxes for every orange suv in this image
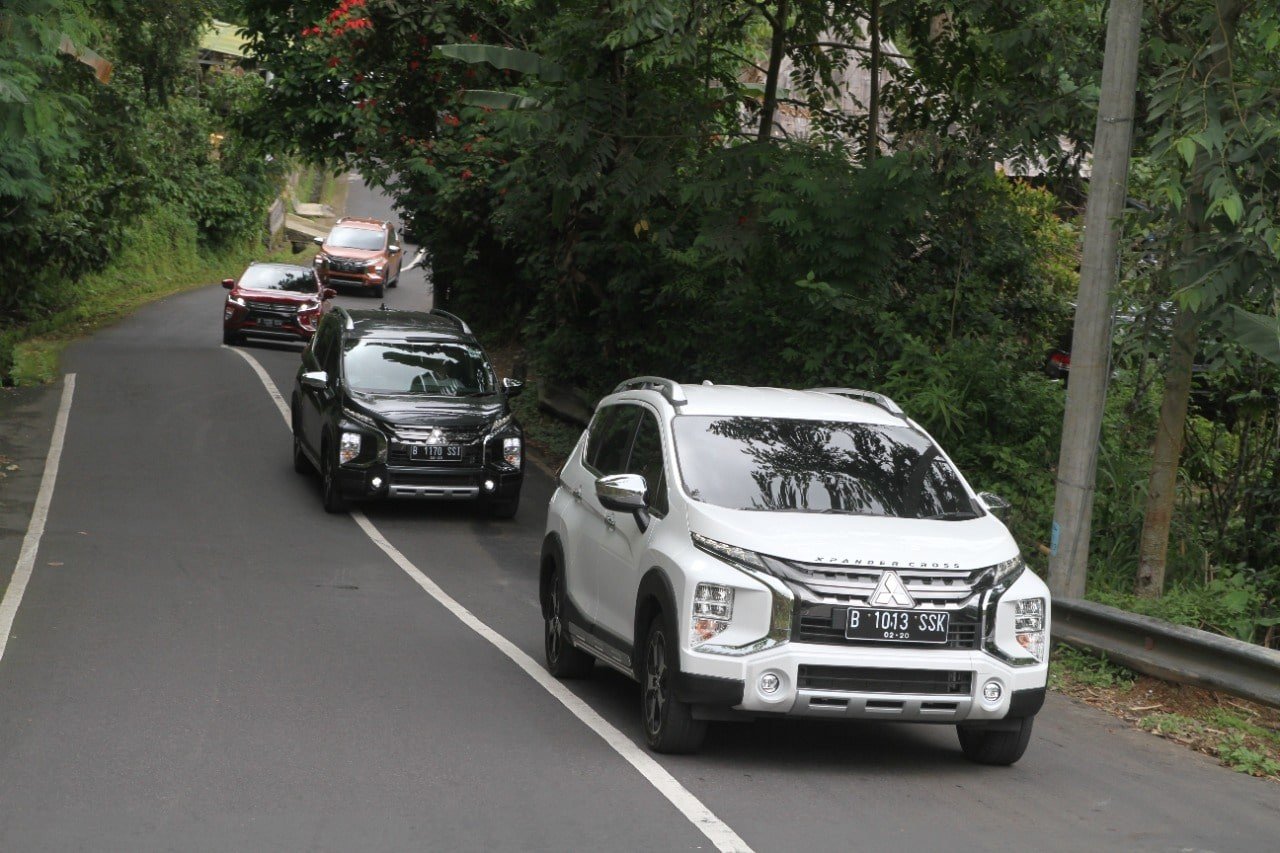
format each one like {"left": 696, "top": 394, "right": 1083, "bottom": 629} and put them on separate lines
{"left": 313, "top": 217, "right": 404, "bottom": 298}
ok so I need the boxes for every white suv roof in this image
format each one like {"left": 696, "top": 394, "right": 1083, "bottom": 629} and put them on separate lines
{"left": 610, "top": 379, "right": 906, "bottom": 426}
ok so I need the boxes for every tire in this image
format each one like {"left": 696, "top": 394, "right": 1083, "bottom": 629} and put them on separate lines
{"left": 957, "top": 716, "right": 1035, "bottom": 766}
{"left": 641, "top": 614, "right": 707, "bottom": 754}
{"left": 370, "top": 284, "right": 384, "bottom": 299}
{"left": 292, "top": 432, "right": 313, "bottom": 475}
{"left": 320, "top": 441, "right": 349, "bottom": 513}
{"left": 544, "top": 566, "right": 594, "bottom": 679}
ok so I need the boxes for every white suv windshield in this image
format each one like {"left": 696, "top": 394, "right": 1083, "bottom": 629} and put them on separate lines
{"left": 672, "top": 415, "right": 978, "bottom": 518}
{"left": 342, "top": 340, "right": 495, "bottom": 396}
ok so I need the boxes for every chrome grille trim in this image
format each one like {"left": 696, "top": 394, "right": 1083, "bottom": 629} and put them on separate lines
{"left": 776, "top": 559, "right": 995, "bottom": 607}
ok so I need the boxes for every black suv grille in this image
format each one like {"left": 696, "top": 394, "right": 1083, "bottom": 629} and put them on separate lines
{"left": 795, "top": 603, "right": 980, "bottom": 649}
{"left": 797, "top": 665, "right": 972, "bottom": 695}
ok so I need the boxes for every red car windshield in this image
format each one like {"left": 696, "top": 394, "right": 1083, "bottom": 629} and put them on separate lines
{"left": 239, "top": 266, "right": 317, "bottom": 294}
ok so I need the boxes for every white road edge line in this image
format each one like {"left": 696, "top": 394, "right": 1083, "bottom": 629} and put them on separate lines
{"left": 0, "top": 373, "right": 76, "bottom": 663}
{"left": 223, "top": 345, "right": 754, "bottom": 853}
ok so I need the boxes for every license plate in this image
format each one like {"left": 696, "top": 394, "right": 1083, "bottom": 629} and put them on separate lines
{"left": 410, "top": 444, "right": 462, "bottom": 460}
{"left": 847, "top": 608, "right": 950, "bottom": 643}
{"left": 260, "top": 317, "right": 283, "bottom": 328}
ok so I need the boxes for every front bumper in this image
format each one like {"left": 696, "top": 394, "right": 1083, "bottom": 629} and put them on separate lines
{"left": 682, "top": 642, "right": 1048, "bottom": 724}
{"left": 336, "top": 462, "right": 522, "bottom": 502}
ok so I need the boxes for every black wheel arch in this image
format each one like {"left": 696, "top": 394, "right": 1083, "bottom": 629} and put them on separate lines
{"left": 633, "top": 568, "right": 677, "bottom": 673}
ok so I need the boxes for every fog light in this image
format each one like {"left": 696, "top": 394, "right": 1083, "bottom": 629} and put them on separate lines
{"left": 339, "top": 431, "right": 361, "bottom": 464}
{"left": 483, "top": 479, "right": 496, "bottom": 492}
{"left": 371, "top": 476, "right": 383, "bottom": 489}
{"left": 982, "top": 680, "right": 1003, "bottom": 703}
{"left": 759, "top": 672, "right": 781, "bottom": 695}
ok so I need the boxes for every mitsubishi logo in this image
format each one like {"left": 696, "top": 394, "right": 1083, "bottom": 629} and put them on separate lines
{"left": 424, "top": 427, "right": 445, "bottom": 445}
{"left": 869, "top": 571, "right": 916, "bottom": 608}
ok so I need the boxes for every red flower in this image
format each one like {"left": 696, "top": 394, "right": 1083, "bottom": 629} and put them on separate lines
{"left": 461, "top": 169, "right": 473, "bottom": 179}
{"left": 327, "top": 56, "right": 340, "bottom": 68}
{"left": 409, "top": 60, "right": 420, "bottom": 71}
{"left": 462, "top": 143, "right": 472, "bottom": 152}
{"left": 442, "top": 114, "right": 460, "bottom": 127}
{"left": 354, "top": 73, "right": 365, "bottom": 82}
{"left": 468, "top": 33, "right": 479, "bottom": 42}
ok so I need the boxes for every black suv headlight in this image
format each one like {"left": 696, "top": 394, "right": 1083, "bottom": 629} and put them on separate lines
{"left": 339, "top": 407, "right": 387, "bottom": 464}
{"left": 485, "top": 414, "right": 521, "bottom": 469}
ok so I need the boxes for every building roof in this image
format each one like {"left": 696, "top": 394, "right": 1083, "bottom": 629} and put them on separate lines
{"left": 200, "top": 20, "right": 248, "bottom": 60}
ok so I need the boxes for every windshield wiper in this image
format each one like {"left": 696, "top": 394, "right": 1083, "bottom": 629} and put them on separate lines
{"left": 923, "top": 511, "right": 981, "bottom": 520}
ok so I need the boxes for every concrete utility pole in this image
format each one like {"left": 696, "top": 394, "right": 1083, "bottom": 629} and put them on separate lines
{"left": 1048, "top": 0, "right": 1144, "bottom": 599}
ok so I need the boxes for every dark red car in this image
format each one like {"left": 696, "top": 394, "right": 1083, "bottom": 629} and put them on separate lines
{"left": 222, "top": 262, "right": 335, "bottom": 346}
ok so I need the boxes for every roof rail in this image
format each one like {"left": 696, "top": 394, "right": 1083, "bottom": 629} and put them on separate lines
{"left": 808, "top": 387, "right": 905, "bottom": 417}
{"left": 614, "top": 376, "right": 688, "bottom": 406}
{"left": 429, "top": 308, "right": 471, "bottom": 335}
{"left": 333, "top": 305, "right": 354, "bottom": 330}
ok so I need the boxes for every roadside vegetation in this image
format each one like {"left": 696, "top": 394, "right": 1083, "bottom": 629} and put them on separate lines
{"left": 1051, "top": 645, "right": 1280, "bottom": 781}
{"left": 1, "top": 1, "right": 283, "bottom": 385}
{"left": 235, "top": 0, "right": 1280, "bottom": 648}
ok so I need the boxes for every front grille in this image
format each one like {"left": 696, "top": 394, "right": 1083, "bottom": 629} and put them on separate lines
{"left": 775, "top": 559, "right": 995, "bottom": 607}
{"left": 328, "top": 259, "right": 366, "bottom": 272}
{"left": 245, "top": 300, "right": 296, "bottom": 319}
{"left": 394, "top": 426, "right": 486, "bottom": 443}
{"left": 795, "top": 604, "right": 980, "bottom": 649}
{"left": 797, "top": 665, "right": 972, "bottom": 695}
{"left": 388, "top": 471, "right": 479, "bottom": 487}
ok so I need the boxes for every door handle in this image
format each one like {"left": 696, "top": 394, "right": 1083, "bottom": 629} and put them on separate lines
{"left": 605, "top": 513, "right": 616, "bottom": 528}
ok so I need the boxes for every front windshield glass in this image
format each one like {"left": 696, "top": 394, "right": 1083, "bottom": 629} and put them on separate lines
{"left": 342, "top": 340, "right": 495, "bottom": 396}
{"left": 672, "top": 415, "right": 977, "bottom": 518}
{"left": 327, "top": 226, "right": 385, "bottom": 250}
{"left": 239, "top": 265, "right": 317, "bottom": 293}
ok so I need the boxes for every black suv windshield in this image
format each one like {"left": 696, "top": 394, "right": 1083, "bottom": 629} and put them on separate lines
{"left": 672, "top": 416, "right": 977, "bottom": 518}
{"left": 239, "top": 266, "right": 316, "bottom": 293}
{"left": 342, "top": 340, "right": 495, "bottom": 396}
{"left": 327, "top": 226, "right": 384, "bottom": 250}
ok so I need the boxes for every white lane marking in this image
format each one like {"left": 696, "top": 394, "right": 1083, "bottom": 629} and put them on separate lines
{"left": 0, "top": 374, "right": 76, "bottom": 663}
{"left": 225, "top": 346, "right": 754, "bottom": 853}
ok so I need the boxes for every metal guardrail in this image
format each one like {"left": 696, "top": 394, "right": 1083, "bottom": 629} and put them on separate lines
{"left": 539, "top": 382, "right": 1280, "bottom": 709}
{"left": 1052, "top": 597, "right": 1280, "bottom": 709}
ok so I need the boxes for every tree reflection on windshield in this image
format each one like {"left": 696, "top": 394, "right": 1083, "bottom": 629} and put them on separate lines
{"left": 674, "top": 416, "right": 976, "bottom": 519}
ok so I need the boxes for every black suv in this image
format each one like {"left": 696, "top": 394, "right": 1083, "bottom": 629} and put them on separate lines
{"left": 291, "top": 307, "right": 525, "bottom": 517}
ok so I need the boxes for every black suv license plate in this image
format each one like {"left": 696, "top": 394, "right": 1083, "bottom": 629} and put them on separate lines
{"left": 411, "top": 444, "right": 462, "bottom": 460}
{"left": 847, "top": 608, "right": 949, "bottom": 643}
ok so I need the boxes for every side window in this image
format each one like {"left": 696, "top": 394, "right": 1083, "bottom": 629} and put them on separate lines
{"left": 626, "top": 411, "right": 669, "bottom": 516}
{"left": 311, "top": 317, "right": 333, "bottom": 368}
{"left": 585, "top": 405, "right": 641, "bottom": 476}
{"left": 388, "top": 226, "right": 398, "bottom": 247}
{"left": 324, "top": 328, "right": 343, "bottom": 375}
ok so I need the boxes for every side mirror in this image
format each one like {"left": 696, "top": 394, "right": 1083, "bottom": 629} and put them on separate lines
{"left": 322, "top": 288, "right": 337, "bottom": 300}
{"left": 388, "top": 244, "right": 401, "bottom": 253}
{"left": 502, "top": 377, "right": 524, "bottom": 398}
{"left": 596, "top": 473, "right": 650, "bottom": 532}
{"left": 301, "top": 370, "right": 328, "bottom": 391}
{"left": 313, "top": 236, "right": 324, "bottom": 246}
{"left": 221, "top": 278, "right": 235, "bottom": 289}
{"left": 977, "top": 491, "right": 1011, "bottom": 521}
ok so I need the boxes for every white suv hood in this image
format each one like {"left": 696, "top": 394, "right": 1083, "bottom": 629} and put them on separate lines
{"left": 686, "top": 502, "right": 1018, "bottom": 572}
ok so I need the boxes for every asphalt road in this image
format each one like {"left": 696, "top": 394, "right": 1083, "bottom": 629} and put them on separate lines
{"left": 0, "top": 182, "right": 1276, "bottom": 852}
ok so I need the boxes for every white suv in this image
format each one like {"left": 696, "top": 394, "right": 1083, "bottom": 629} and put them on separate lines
{"left": 540, "top": 378, "right": 1050, "bottom": 764}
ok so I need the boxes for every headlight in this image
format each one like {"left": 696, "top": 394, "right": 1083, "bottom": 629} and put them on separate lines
{"left": 365, "top": 258, "right": 385, "bottom": 269}
{"left": 1014, "top": 597, "right": 1046, "bottom": 662}
{"left": 339, "top": 431, "right": 362, "bottom": 464}
{"left": 689, "top": 533, "right": 792, "bottom": 653}
{"left": 313, "top": 254, "right": 325, "bottom": 265}
{"left": 992, "top": 556, "right": 1025, "bottom": 587}
{"left": 691, "top": 583, "right": 734, "bottom": 647}
{"left": 503, "top": 436, "right": 521, "bottom": 468}
{"left": 228, "top": 296, "right": 247, "bottom": 308}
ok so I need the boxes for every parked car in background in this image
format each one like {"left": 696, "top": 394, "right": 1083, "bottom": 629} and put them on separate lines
{"left": 291, "top": 307, "right": 525, "bottom": 517}
{"left": 541, "top": 379, "right": 1049, "bottom": 764}
{"left": 313, "top": 217, "right": 404, "bottom": 299}
{"left": 222, "top": 262, "right": 334, "bottom": 346}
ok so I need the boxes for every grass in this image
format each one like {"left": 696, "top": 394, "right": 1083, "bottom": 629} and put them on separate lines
{"left": 1051, "top": 643, "right": 1280, "bottom": 782}
{"left": 6, "top": 205, "right": 316, "bottom": 386}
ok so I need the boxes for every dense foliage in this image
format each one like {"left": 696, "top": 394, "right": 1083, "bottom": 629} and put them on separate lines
{"left": 187, "top": 0, "right": 1280, "bottom": 643}
{"left": 0, "top": 0, "right": 280, "bottom": 381}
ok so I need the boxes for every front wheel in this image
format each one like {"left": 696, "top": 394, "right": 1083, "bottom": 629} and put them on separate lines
{"left": 544, "top": 566, "right": 594, "bottom": 678}
{"left": 320, "top": 443, "right": 349, "bottom": 513}
{"left": 641, "top": 615, "right": 706, "bottom": 754}
{"left": 957, "top": 716, "right": 1035, "bottom": 766}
